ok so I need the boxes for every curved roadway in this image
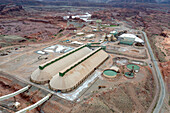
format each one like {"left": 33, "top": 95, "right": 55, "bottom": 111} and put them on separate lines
{"left": 139, "top": 30, "right": 166, "bottom": 113}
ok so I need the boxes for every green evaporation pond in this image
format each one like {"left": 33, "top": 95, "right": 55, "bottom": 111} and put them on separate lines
{"left": 103, "top": 70, "right": 117, "bottom": 76}
{"left": 125, "top": 72, "right": 134, "bottom": 78}
{"left": 127, "top": 64, "right": 140, "bottom": 70}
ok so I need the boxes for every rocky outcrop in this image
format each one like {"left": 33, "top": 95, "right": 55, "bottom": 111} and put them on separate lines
{"left": 0, "top": 4, "right": 26, "bottom": 16}
{"left": 160, "top": 30, "right": 170, "bottom": 38}
{"left": 46, "top": 0, "right": 158, "bottom": 3}
{"left": 44, "top": 16, "right": 65, "bottom": 21}
{"left": 43, "top": 16, "right": 67, "bottom": 24}
{"left": 27, "top": 18, "right": 51, "bottom": 24}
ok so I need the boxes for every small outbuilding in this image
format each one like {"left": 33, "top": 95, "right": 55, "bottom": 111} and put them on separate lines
{"left": 110, "top": 66, "right": 120, "bottom": 72}
{"left": 76, "top": 32, "right": 85, "bottom": 36}
{"left": 85, "top": 34, "right": 95, "bottom": 39}
{"left": 71, "top": 41, "right": 84, "bottom": 45}
{"left": 110, "top": 31, "right": 117, "bottom": 35}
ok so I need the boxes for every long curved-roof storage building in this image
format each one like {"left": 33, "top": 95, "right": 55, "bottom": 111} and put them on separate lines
{"left": 31, "top": 45, "right": 109, "bottom": 92}
{"left": 31, "top": 45, "right": 92, "bottom": 84}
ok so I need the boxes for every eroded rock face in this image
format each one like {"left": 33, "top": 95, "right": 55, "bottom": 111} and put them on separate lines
{"left": 44, "top": 16, "right": 66, "bottom": 22}
{"left": 0, "top": 4, "right": 26, "bottom": 15}
{"left": 160, "top": 30, "right": 170, "bottom": 38}
{"left": 91, "top": 8, "right": 140, "bottom": 21}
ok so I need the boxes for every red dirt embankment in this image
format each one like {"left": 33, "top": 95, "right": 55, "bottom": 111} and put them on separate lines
{"left": 160, "top": 61, "right": 170, "bottom": 91}
{"left": 160, "top": 61, "right": 170, "bottom": 79}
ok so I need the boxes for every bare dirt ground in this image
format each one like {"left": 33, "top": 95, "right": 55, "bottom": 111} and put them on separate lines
{"left": 155, "top": 33, "right": 170, "bottom": 61}
{"left": 0, "top": 44, "right": 61, "bottom": 80}
{"left": 106, "top": 44, "right": 147, "bottom": 59}
{"left": 72, "top": 55, "right": 155, "bottom": 113}
{"left": 159, "top": 61, "right": 170, "bottom": 113}
{"left": 71, "top": 67, "right": 155, "bottom": 113}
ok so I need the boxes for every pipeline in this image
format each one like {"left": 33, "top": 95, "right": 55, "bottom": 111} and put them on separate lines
{"left": 0, "top": 85, "right": 31, "bottom": 101}
{"left": 16, "top": 93, "right": 52, "bottom": 113}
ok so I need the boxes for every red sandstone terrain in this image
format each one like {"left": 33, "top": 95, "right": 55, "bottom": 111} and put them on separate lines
{"left": 0, "top": 4, "right": 70, "bottom": 48}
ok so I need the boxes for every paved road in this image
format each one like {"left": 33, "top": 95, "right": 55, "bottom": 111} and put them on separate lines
{"left": 139, "top": 30, "right": 166, "bottom": 113}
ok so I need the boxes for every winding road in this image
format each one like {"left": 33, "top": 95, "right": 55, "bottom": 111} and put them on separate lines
{"left": 139, "top": 30, "right": 166, "bottom": 113}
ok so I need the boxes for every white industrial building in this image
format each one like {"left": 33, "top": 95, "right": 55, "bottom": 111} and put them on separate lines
{"left": 85, "top": 34, "right": 95, "bottom": 39}
{"left": 119, "top": 34, "right": 144, "bottom": 43}
{"left": 76, "top": 32, "right": 85, "bottom": 36}
{"left": 71, "top": 41, "right": 84, "bottom": 45}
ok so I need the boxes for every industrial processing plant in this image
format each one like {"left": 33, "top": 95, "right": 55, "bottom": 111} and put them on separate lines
{"left": 0, "top": 2, "right": 167, "bottom": 112}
